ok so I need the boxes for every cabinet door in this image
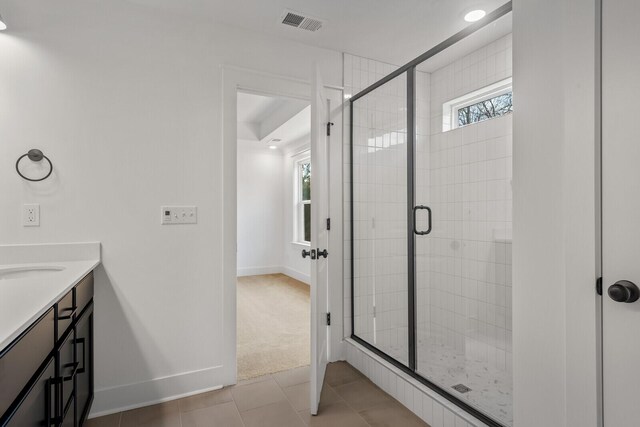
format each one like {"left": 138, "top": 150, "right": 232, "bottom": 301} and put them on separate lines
{"left": 75, "top": 304, "right": 93, "bottom": 426}
{"left": 58, "top": 330, "right": 76, "bottom": 420}
{"left": 5, "top": 358, "right": 55, "bottom": 427}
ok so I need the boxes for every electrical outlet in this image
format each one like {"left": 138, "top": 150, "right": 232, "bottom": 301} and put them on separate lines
{"left": 23, "top": 204, "right": 40, "bottom": 227}
{"left": 161, "top": 206, "right": 197, "bottom": 225}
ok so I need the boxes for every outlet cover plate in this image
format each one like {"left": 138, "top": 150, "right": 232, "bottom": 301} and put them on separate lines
{"left": 23, "top": 204, "right": 40, "bottom": 227}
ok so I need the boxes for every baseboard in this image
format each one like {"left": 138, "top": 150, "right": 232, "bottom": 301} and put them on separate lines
{"left": 90, "top": 365, "right": 224, "bottom": 418}
{"left": 236, "top": 266, "right": 281, "bottom": 276}
{"left": 281, "top": 266, "right": 310, "bottom": 285}
{"left": 236, "top": 265, "right": 310, "bottom": 285}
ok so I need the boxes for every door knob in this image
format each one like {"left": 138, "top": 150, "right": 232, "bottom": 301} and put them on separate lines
{"left": 302, "top": 249, "right": 316, "bottom": 260}
{"left": 317, "top": 249, "right": 328, "bottom": 258}
{"left": 608, "top": 280, "right": 640, "bottom": 303}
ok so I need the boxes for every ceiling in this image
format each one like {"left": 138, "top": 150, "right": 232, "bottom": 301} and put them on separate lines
{"left": 237, "top": 92, "right": 310, "bottom": 149}
{"left": 122, "top": 0, "right": 509, "bottom": 66}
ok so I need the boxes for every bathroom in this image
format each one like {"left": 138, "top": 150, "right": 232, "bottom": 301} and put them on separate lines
{"left": 0, "top": 1, "right": 636, "bottom": 427}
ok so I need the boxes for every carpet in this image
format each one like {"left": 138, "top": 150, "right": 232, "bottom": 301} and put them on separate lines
{"left": 237, "top": 273, "right": 310, "bottom": 380}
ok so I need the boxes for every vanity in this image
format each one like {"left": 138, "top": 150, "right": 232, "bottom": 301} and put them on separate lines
{"left": 0, "top": 243, "right": 100, "bottom": 427}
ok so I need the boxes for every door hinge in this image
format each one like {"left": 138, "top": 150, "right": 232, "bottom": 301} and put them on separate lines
{"left": 326, "top": 218, "right": 331, "bottom": 230}
{"left": 326, "top": 122, "right": 334, "bottom": 136}
{"left": 326, "top": 312, "right": 331, "bottom": 326}
{"left": 596, "top": 277, "right": 603, "bottom": 295}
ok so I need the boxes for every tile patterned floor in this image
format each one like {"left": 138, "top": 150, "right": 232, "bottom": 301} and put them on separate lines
{"left": 87, "top": 362, "right": 429, "bottom": 427}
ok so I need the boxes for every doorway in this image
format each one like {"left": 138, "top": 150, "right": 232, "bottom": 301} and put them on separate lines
{"left": 235, "top": 90, "right": 312, "bottom": 380}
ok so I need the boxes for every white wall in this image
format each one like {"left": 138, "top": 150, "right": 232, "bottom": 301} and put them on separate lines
{"left": 0, "top": 0, "right": 341, "bottom": 416}
{"left": 236, "top": 142, "right": 284, "bottom": 276}
{"left": 513, "top": 0, "right": 600, "bottom": 426}
{"left": 282, "top": 147, "right": 312, "bottom": 284}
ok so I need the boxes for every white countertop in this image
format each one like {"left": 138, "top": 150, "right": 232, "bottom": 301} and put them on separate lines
{"left": 0, "top": 243, "right": 101, "bottom": 350}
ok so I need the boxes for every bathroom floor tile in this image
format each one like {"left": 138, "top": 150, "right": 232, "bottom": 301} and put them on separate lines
{"left": 283, "top": 382, "right": 310, "bottom": 411}
{"left": 178, "top": 387, "right": 233, "bottom": 412}
{"left": 180, "top": 401, "right": 244, "bottom": 427}
{"left": 307, "top": 402, "right": 369, "bottom": 427}
{"left": 240, "top": 400, "right": 306, "bottom": 427}
{"left": 273, "top": 365, "right": 310, "bottom": 388}
{"left": 333, "top": 379, "right": 394, "bottom": 412}
{"left": 120, "top": 401, "right": 180, "bottom": 427}
{"left": 230, "top": 377, "right": 287, "bottom": 412}
{"left": 324, "top": 361, "right": 364, "bottom": 387}
{"left": 319, "top": 383, "right": 344, "bottom": 409}
{"left": 359, "top": 401, "right": 430, "bottom": 427}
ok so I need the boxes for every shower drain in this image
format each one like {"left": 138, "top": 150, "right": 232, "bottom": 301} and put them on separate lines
{"left": 452, "top": 384, "right": 472, "bottom": 394}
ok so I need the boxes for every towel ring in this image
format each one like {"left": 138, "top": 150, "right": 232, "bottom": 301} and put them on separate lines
{"left": 16, "top": 149, "right": 53, "bottom": 182}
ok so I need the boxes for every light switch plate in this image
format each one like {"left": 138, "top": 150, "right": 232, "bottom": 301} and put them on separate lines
{"left": 161, "top": 206, "right": 197, "bottom": 225}
{"left": 23, "top": 204, "right": 40, "bottom": 227}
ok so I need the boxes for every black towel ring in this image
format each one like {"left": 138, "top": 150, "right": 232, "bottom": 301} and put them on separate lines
{"left": 16, "top": 149, "right": 53, "bottom": 182}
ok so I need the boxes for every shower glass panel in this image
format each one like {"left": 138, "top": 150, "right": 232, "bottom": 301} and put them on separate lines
{"left": 351, "top": 72, "right": 409, "bottom": 365}
{"left": 414, "top": 13, "right": 513, "bottom": 426}
{"left": 350, "top": 4, "right": 513, "bottom": 427}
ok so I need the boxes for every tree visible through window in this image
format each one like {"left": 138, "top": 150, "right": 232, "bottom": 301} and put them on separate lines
{"left": 300, "top": 162, "right": 311, "bottom": 243}
{"left": 457, "top": 92, "right": 513, "bottom": 127}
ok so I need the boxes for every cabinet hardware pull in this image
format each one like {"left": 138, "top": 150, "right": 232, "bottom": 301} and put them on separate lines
{"left": 58, "top": 306, "right": 77, "bottom": 321}
{"left": 75, "top": 337, "right": 86, "bottom": 374}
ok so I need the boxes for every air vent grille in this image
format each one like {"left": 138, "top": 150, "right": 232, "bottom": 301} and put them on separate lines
{"left": 282, "top": 12, "right": 305, "bottom": 28}
{"left": 281, "top": 10, "right": 324, "bottom": 32}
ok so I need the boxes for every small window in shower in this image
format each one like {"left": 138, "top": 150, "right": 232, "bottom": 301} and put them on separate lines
{"left": 442, "top": 77, "right": 512, "bottom": 131}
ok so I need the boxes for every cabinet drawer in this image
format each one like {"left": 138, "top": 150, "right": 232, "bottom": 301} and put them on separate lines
{"left": 75, "top": 272, "right": 94, "bottom": 315}
{"left": 56, "top": 290, "right": 74, "bottom": 342}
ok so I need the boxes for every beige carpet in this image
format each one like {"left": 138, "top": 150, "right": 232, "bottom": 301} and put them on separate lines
{"left": 237, "top": 273, "right": 310, "bottom": 380}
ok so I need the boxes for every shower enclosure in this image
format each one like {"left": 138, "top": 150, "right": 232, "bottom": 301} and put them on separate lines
{"left": 349, "top": 3, "right": 513, "bottom": 426}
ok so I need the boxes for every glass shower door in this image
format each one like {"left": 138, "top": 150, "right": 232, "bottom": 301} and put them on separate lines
{"left": 413, "top": 32, "right": 514, "bottom": 425}
{"left": 351, "top": 72, "right": 410, "bottom": 365}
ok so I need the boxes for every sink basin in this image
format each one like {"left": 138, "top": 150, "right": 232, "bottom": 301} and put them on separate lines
{"left": 0, "top": 266, "right": 66, "bottom": 280}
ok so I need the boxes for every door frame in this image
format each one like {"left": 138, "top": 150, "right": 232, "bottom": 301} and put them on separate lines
{"left": 221, "top": 65, "right": 345, "bottom": 385}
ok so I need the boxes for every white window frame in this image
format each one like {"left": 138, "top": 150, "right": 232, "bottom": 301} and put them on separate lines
{"left": 442, "top": 77, "right": 513, "bottom": 132}
{"left": 294, "top": 154, "right": 311, "bottom": 246}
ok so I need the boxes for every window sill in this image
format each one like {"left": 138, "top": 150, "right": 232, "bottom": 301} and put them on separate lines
{"left": 291, "top": 241, "right": 311, "bottom": 247}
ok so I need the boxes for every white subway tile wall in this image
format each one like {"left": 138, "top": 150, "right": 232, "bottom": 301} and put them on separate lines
{"left": 415, "top": 34, "right": 512, "bottom": 426}
{"left": 343, "top": 32, "right": 512, "bottom": 427}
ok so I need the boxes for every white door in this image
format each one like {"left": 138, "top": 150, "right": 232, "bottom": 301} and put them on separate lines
{"left": 309, "top": 63, "right": 330, "bottom": 415}
{"left": 603, "top": 1, "right": 640, "bottom": 425}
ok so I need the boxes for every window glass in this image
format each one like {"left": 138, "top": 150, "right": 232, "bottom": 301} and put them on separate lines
{"left": 303, "top": 203, "right": 311, "bottom": 242}
{"left": 301, "top": 162, "right": 311, "bottom": 201}
{"left": 457, "top": 91, "right": 512, "bottom": 127}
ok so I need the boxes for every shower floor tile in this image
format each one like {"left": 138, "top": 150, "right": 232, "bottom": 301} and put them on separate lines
{"left": 386, "top": 340, "right": 513, "bottom": 426}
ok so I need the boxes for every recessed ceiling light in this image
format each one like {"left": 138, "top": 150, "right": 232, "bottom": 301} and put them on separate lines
{"left": 269, "top": 145, "right": 277, "bottom": 150}
{"left": 0, "top": 14, "right": 7, "bottom": 31}
{"left": 464, "top": 10, "right": 486, "bottom": 23}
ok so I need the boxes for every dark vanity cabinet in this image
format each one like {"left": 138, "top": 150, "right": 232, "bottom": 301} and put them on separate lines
{"left": 0, "top": 271, "right": 95, "bottom": 427}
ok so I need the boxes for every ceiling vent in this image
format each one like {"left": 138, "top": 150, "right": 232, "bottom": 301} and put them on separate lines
{"left": 280, "top": 9, "right": 324, "bottom": 32}
{"left": 270, "top": 138, "right": 282, "bottom": 143}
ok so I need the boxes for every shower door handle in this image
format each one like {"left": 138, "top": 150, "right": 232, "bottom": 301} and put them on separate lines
{"left": 413, "top": 205, "right": 432, "bottom": 235}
